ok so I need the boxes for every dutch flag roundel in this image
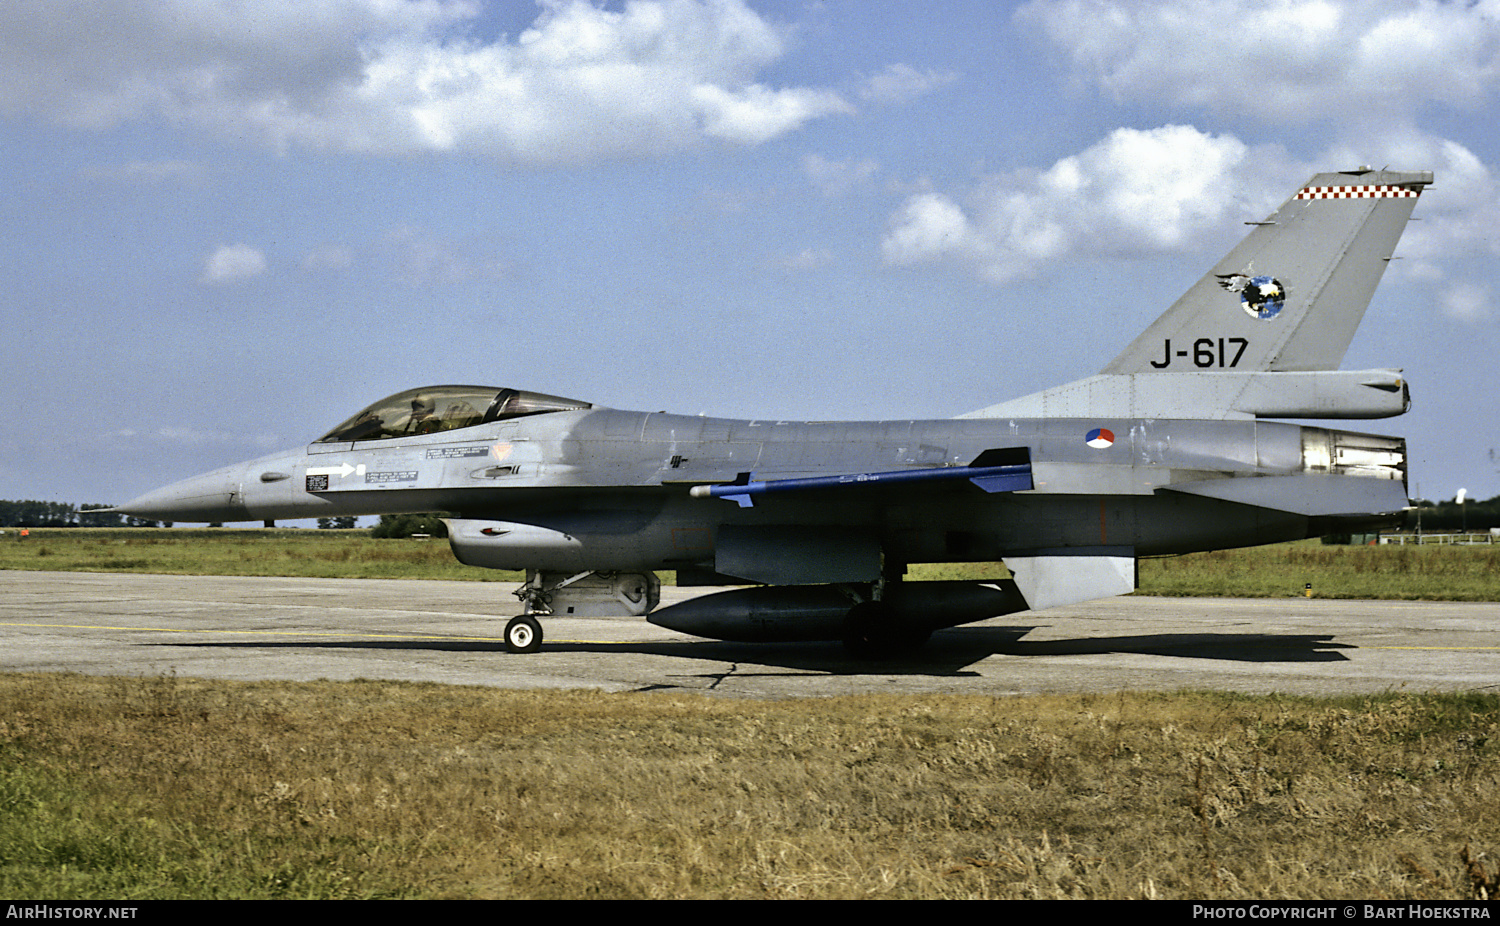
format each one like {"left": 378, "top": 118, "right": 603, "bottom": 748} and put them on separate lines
{"left": 1085, "top": 427, "right": 1114, "bottom": 449}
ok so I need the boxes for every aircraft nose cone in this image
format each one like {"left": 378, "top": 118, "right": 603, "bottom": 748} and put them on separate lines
{"left": 117, "top": 466, "right": 249, "bottom": 523}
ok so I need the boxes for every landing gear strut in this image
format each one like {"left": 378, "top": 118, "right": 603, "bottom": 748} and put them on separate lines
{"left": 504, "top": 569, "right": 661, "bottom": 654}
{"left": 840, "top": 568, "right": 931, "bottom": 659}
{"left": 842, "top": 600, "right": 931, "bottom": 659}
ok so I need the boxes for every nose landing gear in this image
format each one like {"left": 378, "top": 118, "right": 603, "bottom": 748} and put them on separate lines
{"left": 504, "top": 614, "right": 543, "bottom": 654}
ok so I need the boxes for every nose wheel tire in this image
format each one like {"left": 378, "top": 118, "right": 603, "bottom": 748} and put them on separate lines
{"left": 505, "top": 615, "right": 543, "bottom": 654}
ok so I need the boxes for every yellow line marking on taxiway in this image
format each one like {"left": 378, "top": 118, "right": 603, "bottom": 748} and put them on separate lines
{"left": 0, "top": 621, "right": 626, "bottom": 645}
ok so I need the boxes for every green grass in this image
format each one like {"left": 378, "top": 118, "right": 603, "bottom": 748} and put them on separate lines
{"left": 3, "top": 528, "right": 1498, "bottom": 600}
{"left": 899, "top": 540, "right": 1500, "bottom": 601}
{"left": 1139, "top": 541, "right": 1500, "bottom": 600}
{"left": 2, "top": 674, "right": 1498, "bottom": 899}
{"left": 0, "top": 528, "right": 521, "bottom": 582}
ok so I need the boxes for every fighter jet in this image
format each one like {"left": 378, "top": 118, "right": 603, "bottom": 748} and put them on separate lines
{"left": 119, "top": 168, "right": 1429, "bottom": 656}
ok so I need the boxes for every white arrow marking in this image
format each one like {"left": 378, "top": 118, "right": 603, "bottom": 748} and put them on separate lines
{"left": 306, "top": 463, "right": 366, "bottom": 479}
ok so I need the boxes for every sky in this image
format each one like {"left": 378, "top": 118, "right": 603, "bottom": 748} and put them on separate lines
{"left": 3, "top": 0, "right": 1499, "bottom": 517}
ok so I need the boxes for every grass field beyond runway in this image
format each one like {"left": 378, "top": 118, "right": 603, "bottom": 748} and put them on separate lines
{"left": 2, "top": 528, "right": 1496, "bottom": 601}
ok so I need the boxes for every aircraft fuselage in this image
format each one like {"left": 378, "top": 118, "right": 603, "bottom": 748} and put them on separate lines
{"left": 124, "top": 407, "right": 1404, "bottom": 576}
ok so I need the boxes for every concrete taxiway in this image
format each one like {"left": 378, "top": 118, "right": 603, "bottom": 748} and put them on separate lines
{"left": 2, "top": 570, "right": 1497, "bottom": 698}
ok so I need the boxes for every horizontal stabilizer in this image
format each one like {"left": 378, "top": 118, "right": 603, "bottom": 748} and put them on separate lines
{"left": 1161, "top": 474, "right": 1409, "bottom": 517}
{"left": 1004, "top": 547, "right": 1136, "bottom": 611}
{"left": 960, "top": 369, "right": 1411, "bottom": 421}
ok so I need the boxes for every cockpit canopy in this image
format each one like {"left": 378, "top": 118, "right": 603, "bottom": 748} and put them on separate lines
{"left": 315, "top": 386, "right": 591, "bottom": 443}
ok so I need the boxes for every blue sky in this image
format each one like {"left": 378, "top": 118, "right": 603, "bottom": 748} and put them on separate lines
{"left": 3, "top": 0, "right": 1498, "bottom": 515}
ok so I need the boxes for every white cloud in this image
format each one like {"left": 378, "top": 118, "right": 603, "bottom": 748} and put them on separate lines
{"left": 202, "top": 243, "right": 267, "bottom": 284}
{"left": 379, "top": 225, "right": 506, "bottom": 286}
{"left": 82, "top": 159, "right": 203, "bottom": 185}
{"left": 104, "top": 425, "right": 282, "bottom": 449}
{"left": 879, "top": 117, "right": 1500, "bottom": 332}
{"left": 300, "top": 243, "right": 355, "bottom": 273}
{"left": 781, "top": 247, "right": 833, "bottom": 270}
{"left": 803, "top": 153, "right": 879, "bottom": 196}
{"left": 1017, "top": 0, "right": 1500, "bottom": 124}
{"left": 690, "top": 83, "right": 850, "bottom": 146}
{"left": 1311, "top": 132, "right": 1500, "bottom": 284}
{"left": 882, "top": 193, "right": 977, "bottom": 267}
{"left": 1010, "top": 1, "right": 1500, "bottom": 298}
{"left": 882, "top": 125, "right": 1283, "bottom": 282}
{"left": 1440, "top": 282, "right": 1493, "bottom": 322}
{"left": 0, "top": 0, "right": 850, "bottom": 165}
{"left": 858, "top": 63, "right": 958, "bottom": 105}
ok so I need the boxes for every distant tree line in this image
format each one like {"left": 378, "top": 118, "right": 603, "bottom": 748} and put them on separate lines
{"left": 0, "top": 500, "right": 160, "bottom": 528}
{"left": 0, "top": 500, "right": 375, "bottom": 531}
{"left": 1404, "top": 493, "right": 1500, "bottom": 532}
{"left": 372, "top": 513, "right": 449, "bottom": 538}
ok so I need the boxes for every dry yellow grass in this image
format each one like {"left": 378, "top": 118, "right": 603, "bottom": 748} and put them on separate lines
{"left": 2, "top": 674, "right": 1496, "bottom": 899}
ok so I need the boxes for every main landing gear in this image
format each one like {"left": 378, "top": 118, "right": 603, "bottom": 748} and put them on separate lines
{"left": 841, "top": 598, "right": 931, "bottom": 659}
{"left": 840, "top": 570, "right": 932, "bottom": 659}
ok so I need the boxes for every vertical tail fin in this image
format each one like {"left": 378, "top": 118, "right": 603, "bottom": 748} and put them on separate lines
{"left": 1102, "top": 168, "right": 1432, "bottom": 375}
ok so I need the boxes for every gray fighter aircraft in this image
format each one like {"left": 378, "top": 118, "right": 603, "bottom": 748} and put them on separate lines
{"left": 119, "top": 167, "right": 1429, "bottom": 656}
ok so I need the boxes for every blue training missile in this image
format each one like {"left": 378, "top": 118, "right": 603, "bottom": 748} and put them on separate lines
{"left": 689, "top": 448, "right": 1032, "bottom": 508}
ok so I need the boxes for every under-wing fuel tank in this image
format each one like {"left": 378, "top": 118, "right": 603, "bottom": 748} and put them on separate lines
{"left": 648, "top": 580, "right": 1028, "bottom": 643}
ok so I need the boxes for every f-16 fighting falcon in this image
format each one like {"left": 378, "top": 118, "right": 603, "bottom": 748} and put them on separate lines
{"left": 119, "top": 168, "right": 1430, "bottom": 656}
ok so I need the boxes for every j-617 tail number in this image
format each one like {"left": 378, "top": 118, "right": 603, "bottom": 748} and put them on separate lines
{"left": 1150, "top": 337, "right": 1249, "bottom": 369}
